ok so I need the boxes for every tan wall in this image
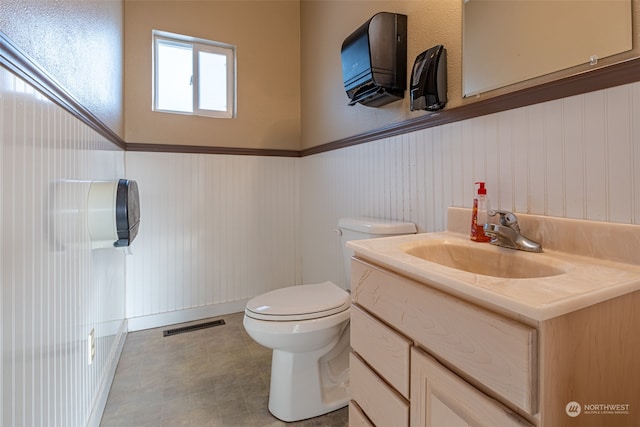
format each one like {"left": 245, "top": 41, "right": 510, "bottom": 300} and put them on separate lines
{"left": 300, "top": 0, "right": 640, "bottom": 150}
{"left": 300, "top": 0, "right": 462, "bottom": 150}
{"left": 124, "top": 0, "right": 301, "bottom": 151}
{"left": 0, "top": 0, "right": 125, "bottom": 137}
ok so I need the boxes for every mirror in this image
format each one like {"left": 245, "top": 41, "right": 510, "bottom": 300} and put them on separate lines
{"left": 463, "top": 0, "right": 633, "bottom": 97}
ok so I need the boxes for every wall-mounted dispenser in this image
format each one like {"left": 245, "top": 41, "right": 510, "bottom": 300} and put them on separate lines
{"left": 341, "top": 12, "right": 407, "bottom": 107}
{"left": 410, "top": 45, "right": 447, "bottom": 111}
{"left": 88, "top": 179, "right": 140, "bottom": 249}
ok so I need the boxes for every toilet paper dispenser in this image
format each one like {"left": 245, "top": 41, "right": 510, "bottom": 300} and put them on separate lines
{"left": 88, "top": 179, "right": 140, "bottom": 249}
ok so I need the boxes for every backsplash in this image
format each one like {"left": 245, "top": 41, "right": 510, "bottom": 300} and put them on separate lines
{"left": 0, "top": 66, "right": 126, "bottom": 426}
{"left": 447, "top": 207, "right": 640, "bottom": 265}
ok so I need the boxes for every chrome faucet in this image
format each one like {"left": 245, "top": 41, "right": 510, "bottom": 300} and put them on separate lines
{"left": 483, "top": 210, "right": 542, "bottom": 253}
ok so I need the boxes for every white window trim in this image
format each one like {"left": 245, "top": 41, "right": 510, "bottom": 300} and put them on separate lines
{"left": 152, "top": 30, "right": 237, "bottom": 118}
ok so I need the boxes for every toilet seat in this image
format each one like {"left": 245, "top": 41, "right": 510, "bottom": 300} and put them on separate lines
{"left": 245, "top": 281, "right": 350, "bottom": 321}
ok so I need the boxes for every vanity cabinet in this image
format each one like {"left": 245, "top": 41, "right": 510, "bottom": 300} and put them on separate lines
{"left": 349, "top": 257, "right": 640, "bottom": 427}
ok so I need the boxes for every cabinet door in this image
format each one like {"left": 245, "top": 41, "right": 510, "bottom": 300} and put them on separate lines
{"left": 410, "top": 347, "right": 532, "bottom": 427}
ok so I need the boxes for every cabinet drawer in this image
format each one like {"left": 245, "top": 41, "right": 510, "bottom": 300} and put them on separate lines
{"left": 350, "top": 352, "right": 409, "bottom": 427}
{"left": 351, "top": 304, "right": 411, "bottom": 398}
{"left": 349, "top": 401, "right": 374, "bottom": 427}
{"left": 352, "top": 259, "right": 538, "bottom": 414}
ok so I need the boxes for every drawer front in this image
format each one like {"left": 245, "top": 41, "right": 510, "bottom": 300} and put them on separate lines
{"left": 351, "top": 304, "right": 411, "bottom": 398}
{"left": 351, "top": 259, "right": 538, "bottom": 415}
{"left": 350, "top": 352, "right": 409, "bottom": 427}
{"left": 349, "top": 401, "right": 374, "bottom": 427}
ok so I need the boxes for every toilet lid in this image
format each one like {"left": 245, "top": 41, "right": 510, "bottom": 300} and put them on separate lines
{"left": 245, "top": 281, "right": 350, "bottom": 321}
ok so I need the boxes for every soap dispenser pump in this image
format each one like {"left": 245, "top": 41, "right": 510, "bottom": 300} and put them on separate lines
{"left": 470, "top": 181, "right": 490, "bottom": 242}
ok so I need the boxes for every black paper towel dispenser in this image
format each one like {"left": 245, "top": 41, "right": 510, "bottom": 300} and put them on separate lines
{"left": 341, "top": 12, "right": 407, "bottom": 107}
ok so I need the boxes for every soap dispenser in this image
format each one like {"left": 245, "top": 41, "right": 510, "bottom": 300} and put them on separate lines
{"left": 470, "top": 182, "right": 490, "bottom": 242}
{"left": 409, "top": 45, "right": 447, "bottom": 111}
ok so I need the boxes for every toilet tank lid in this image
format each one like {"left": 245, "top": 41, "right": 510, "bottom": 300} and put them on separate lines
{"left": 338, "top": 217, "right": 416, "bottom": 234}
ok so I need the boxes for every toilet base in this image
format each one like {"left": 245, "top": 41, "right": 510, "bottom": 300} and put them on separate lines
{"left": 267, "top": 322, "right": 350, "bottom": 422}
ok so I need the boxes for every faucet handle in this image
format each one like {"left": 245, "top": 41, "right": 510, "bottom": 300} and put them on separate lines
{"left": 487, "top": 210, "right": 519, "bottom": 230}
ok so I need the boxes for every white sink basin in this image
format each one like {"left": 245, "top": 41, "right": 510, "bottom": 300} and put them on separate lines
{"left": 403, "top": 240, "right": 566, "bottom": 278}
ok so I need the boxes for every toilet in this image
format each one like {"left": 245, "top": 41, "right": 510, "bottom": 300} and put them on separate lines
{"left": 243, "top": 217, "right": 416, "bottom": 422}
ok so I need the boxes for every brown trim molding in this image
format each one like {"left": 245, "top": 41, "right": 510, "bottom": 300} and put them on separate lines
{"left": 301, "top": 57, "right": 640, "bottom": 157}
{"left": 126, "top": 142, "right": 300, "bottom": 157}
{"left": 0, "top": 31, "right": 127, "bottom": 150}
{"left": 2, "top": 30, "right": 639, "bottom": 158}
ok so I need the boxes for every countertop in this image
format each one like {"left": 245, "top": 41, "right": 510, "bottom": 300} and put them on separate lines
{"left": 347, "top": 208, "right": 640, "bottom": 322}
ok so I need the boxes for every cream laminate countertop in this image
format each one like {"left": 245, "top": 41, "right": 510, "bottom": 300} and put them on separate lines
{"left": 347, "top": 209, "right": 640, "bottom": 322}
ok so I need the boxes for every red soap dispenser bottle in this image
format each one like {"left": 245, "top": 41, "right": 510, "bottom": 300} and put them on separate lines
{"left": 470, "top": 182, "right": 490, "bottom": 242}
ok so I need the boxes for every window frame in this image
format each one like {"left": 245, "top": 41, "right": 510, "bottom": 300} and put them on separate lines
{"left": 152, "top": 30, "right": 237, "bottom": 119}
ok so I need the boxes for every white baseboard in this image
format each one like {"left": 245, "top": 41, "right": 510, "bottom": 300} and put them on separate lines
{"left": 126, "top": 299, "right": 250, "bottom": 331}
{"left": 86, "top": 319, "right": 128, "bottom": 427}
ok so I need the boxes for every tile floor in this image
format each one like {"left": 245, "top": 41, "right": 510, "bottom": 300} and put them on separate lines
{"left": 100, "top": 312, "right": 349, "bottom": 427}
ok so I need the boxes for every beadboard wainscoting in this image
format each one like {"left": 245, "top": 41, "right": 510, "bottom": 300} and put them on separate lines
{"left": 124, "top": 152, "right": 300, "bottom": 330}
{"left": 301, "top": 81, "right": 640, "bottom": 289}
{"left": 0, "top": 66, "right": 126, "bottom": 427}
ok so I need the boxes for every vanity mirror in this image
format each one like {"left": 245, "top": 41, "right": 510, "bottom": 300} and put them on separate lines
{"left": 462, "top": 0, "right": 634, "bottom": 97}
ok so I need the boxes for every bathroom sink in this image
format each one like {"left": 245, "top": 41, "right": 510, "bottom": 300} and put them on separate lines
{"left": 403, "top": 240, "right": 566, "bottom": 279}
{"left": 347, "top": 209, "right": 640, "bottom": 320}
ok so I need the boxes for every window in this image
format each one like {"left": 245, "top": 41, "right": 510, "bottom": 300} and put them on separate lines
{"left": 153, "top": 30, "right": 236, "bottom": 118}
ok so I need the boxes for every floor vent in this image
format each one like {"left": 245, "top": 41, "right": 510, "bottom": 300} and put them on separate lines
{"left": 163, "top": 319, "right": 226, "bottom": 337}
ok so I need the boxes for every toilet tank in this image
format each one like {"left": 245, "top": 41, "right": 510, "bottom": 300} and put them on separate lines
{"left": 338, "top": 217, "right": 416, "bottom": 289}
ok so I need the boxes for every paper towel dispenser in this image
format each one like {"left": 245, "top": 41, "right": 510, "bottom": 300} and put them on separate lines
{"left": 88, "top": 179, "right": 140, "bottom": 249}
{"left": 341, "top": 12, "right": 407, "bottom": 107}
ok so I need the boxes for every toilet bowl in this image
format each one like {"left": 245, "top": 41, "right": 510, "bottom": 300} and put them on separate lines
{"left": 243, "top": 282, "right": 350, "bottom": 422}
{"left": 243, "top": 217, "right": 416, "bottom": 422}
